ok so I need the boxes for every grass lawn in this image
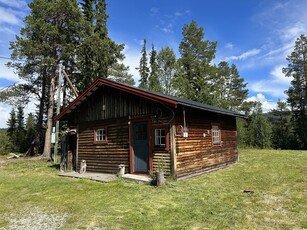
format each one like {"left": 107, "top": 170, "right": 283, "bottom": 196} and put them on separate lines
{"left": 0, "top": 149, "right": 306, "bottom": 229}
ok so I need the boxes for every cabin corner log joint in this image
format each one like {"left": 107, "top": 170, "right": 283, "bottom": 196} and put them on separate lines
{"left": 55, "top": 78, "right": 245, "bottom": 180}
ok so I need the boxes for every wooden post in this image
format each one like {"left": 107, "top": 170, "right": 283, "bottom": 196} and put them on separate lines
{"left": 62, "top": 70, "right": 78, "bottom": 97}
{"left": 170, "top": 124, "right": 177, "bottom": 179}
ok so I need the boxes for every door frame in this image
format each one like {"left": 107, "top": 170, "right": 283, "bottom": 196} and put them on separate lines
{"left": 129, "top": 117, "right": 153, "bottom": 174}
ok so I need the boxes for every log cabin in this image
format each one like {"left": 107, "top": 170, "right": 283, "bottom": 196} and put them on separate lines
{"left": 55, "top": 78, "right": 245, "bottom": 180}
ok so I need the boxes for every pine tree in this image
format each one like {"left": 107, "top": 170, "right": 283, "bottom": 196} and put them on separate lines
{"left": 283, "top": 34, "right": 307, "bottom": 149}
{"left": 8, "top": 0, "right": 86, "bottom": 159}
{"left": 157, "top": 47, "right": 177, "bottom": 95}
{"left": 214, "top": 62, "right": 248, "bottom": 111}
{"left": 138, "top": 39, "right": 150, "bottom": 89}
{"left": 148, "top": 44, "right": 162, "bottom": 92}
{"left": 176, "top": 20, "right": 217, "bottom": 104}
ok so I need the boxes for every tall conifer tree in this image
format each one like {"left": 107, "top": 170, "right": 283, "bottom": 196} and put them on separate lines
{"left": 138, "top": 39, "right": 150, "bottom": 89}
{"left": 157, "top": 47, "right": 177, "bottom": 95}
{"left": 283, "top": 34, "right": 307, "bottom": 149}
{"left": 176, "top": 20, "right": 217, "bottom": 104}
{"left": 148, "top": 44, "right": 162, "bottom": 92}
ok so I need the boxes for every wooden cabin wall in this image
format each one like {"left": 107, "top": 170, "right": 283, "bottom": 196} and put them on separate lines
{"left": 77, "top": 118, "right": 130, "bottom": 174}
{"left": 69, "top": 85, "right": 174, "bottom": 175}
{"left": 174, "top": 107, "right": 238, "bottom": 179}
{"left": 152, "top": 147, "right": 171, "bottom": 177}
{"left": 67, "top": 85, "right": 173, "bottom": 125}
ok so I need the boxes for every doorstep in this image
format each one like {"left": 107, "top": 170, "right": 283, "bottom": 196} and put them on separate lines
{"left": 122, "top": 174, "right": 152, "bottom": 183}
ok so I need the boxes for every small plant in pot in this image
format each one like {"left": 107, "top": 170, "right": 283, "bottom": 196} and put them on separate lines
{"left": 156, "top": 159, "right": 166, "bottom": 186}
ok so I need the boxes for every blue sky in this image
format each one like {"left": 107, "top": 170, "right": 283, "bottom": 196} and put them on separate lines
{"left": 0, "top": 0, "right": 307, "bottom": 128}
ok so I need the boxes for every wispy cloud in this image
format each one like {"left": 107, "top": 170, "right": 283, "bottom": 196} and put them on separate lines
{"left": 0, "top": 7, "right": 21, "bottom": 25}
{"left": 0, "top": 59, "right": 21, "bottom": 82}
{"left": 174, "top": 10, "right": 190, "bottom": 17}
{"left": 0, "top": 0, "right": 27, "bottom": 9}
{"left": 0, "top": 26, "right": 16, "bottom": 34}
{"left": 155, "top": 9, "right": 191, "bottom": 33}
{"left": 225, "top": 42, "right": 233, "bottom": 50}
{"left": 225, "top": 48, "right": 261, "bottom": 61}
{"left": 150, "top": 7, "right": 159, "bottom": 16}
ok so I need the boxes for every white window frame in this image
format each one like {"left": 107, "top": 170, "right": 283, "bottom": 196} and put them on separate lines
{"left": 212, "top": 125, "right": 221, "bottom": 145}
{"left": 154, "top": 128, "right": 166, "bottom": 147}
{"left": 95, "top": 128, "right": 107, "bottom": 142}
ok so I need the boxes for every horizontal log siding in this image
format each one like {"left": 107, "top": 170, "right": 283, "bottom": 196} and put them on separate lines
{"left": 174, "top": 107, "right": 238, "bottom": 179}
{"left": 152, "top": 150, "right": 171, "bottom": 177}
{"left": 77, "top": 118, "right": 129, "bottom": 174}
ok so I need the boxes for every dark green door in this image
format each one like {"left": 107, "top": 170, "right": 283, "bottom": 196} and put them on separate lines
{"left": 133, "top": 122, "right": 149, "bottom": 173}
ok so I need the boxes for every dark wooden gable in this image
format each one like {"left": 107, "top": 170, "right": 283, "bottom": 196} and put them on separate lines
{"left": 67, "top": 84, "right": 173, "bottom": 125}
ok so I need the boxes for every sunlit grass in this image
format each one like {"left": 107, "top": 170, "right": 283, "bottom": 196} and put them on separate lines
{"left": 0, "top": 149, "right": 306, "bottom": 229}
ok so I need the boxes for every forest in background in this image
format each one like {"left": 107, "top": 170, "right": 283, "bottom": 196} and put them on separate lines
{"left": 0, "top": 0, "right": 306, "bottom": 156}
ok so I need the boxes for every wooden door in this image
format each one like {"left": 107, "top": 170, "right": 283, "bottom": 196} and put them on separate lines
{"left": 133, "top": 122, "right": 149, "bottom": 173}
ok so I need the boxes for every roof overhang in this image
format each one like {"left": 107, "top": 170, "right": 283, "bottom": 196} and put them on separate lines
{"left": 54, "top": 78, "right": 177, "bottom": 121}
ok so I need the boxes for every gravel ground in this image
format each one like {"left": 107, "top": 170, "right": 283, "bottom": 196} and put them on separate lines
{"left": 0, "top": 207, "right": 69, "bottom": 230}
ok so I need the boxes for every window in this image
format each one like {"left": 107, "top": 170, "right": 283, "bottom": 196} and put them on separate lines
{"left": 155, "top": 128, "right": 166, "bottom": 147}
{"left": 94, "top": 128, "right": 107, "bottom": 143}
{"left": 212, "top": 125, "right": 221, "bottom": 145}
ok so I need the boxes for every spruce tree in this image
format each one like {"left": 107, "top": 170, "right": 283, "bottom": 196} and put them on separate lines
{"left": 108, "top": 63, "right": 135, "bottom": 85}
{"left": 15, "top": 106, "right": 27, "bottom": 152}
{"left": 283, "top": 34, "right": 307, "bottom": 149}
{"left": 247, "top": 103, "right": 272, "bottom": 149}
{"left": 148, "top": 44, "right": 162, "bottom": 92}
{"left": 138, "top": 39, "right": 150, "bottom": 89}
{"left": 23, "top": 113, "right": 37, "bottom": 155}
{"left": 77, "top": 0, "right": 125, "bottom": 92}
{"left": 7, "top": 108, "right": 17, "bottom": 144}
{"left": 270, "top": 100, "right": 293, "bottom": 149}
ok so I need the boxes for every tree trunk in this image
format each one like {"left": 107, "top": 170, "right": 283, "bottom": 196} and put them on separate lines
{"left": 41, "top": 71, "right": 55, "bottom": 160}
{"left": 35, "top": 68, "right": 47, "bottom": 155}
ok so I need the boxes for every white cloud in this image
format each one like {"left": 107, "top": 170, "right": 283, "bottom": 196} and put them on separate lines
{"left": 249, "top": 65, "right": 291, "bottom": 99}
{"left": 122, "top": 46, "right": 141, "bottom": 84}
{"left": 174, "top": 10, "right": 190, "bottom": 17}
{"left": 0, "top": 98, "right": 37, "bottom": 128}
{"left": 246, "top": 93, "right": 276, "bottom": 113}
{"left": 0, "top": 0, "right": 27, "bottom": 9}
{"left": 0, "top": 7, "right": 21, "bottom": 25}
{"left": 225, "top": 42, "right": 233, "bottom": 50}
{"left": 0, "top": 59, "right": 20, "bottom": 82}
{"left": 225, "top": 48, "right": 261, "bottom": 61}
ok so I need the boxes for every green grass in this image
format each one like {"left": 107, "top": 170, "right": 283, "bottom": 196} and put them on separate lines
{"left": 0, "top": 149, "right": 306, "bottom": 229}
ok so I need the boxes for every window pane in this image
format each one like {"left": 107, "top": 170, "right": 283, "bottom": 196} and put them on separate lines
{"left": 212, "top": 125, "right": 220, "bottom": 144}
{"left": 96, "top": 128, "right": 106, "bottom": 142}
{"left": 155, "top": 128, "right": 166, "bottom": 146}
